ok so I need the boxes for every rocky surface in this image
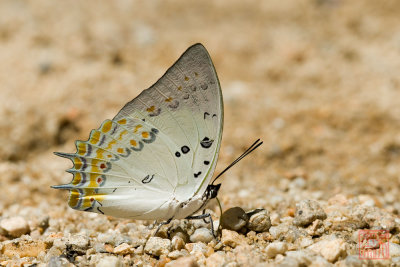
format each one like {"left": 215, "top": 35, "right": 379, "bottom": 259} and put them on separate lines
{"left": 1, "top": 0, "right": 400, "bottom": 266}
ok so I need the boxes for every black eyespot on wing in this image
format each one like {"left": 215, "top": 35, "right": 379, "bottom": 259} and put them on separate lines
{"left": 200, "top": 137, "right": 213, "bottom": 148}
{"left": 151, "top": 128, "right": 159, "bottom": 134}
{"left": 175, "top": 151, "right": 181, "bottom": 157}
{"left": 204, "top": 161, "right": 210, "bottom": 165}
{"left": 181, "top": 146, "right": 190, "bottom": 154}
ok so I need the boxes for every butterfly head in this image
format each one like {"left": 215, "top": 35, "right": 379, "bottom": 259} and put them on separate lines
{"left": 205, "top": 183, "right": 221, "bottom": 200}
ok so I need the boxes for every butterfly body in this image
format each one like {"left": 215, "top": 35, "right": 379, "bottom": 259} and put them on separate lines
{"left": 53, "top": 44, "right": 223, "bottom": 221}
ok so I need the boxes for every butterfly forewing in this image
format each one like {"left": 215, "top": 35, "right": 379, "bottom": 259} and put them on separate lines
{"left": 53, "top": 44, "right": 223, "bottom": 219}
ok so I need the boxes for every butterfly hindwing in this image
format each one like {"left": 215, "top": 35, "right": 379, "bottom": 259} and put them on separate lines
{"left": 53, "top": 44, "right": 223, "bottom": 219}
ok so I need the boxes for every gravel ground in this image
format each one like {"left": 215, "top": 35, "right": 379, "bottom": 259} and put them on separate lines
{"left": 1, "top": 0, "right": 400, "bottom": 266}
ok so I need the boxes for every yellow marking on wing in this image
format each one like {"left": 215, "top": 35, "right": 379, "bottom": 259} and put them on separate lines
{"left": 88, "top": 173, "right": 100, "bottom": 188}
{"left": 146, "top": 106, "right": 155, "bottom": 112}
{"left": 68, "top": 189, "right": 80, "bottom": 208}
{"left": 73, "top": 157, "right": 83, "bottom": 169}
{"left": 130, "top": 139, "right": 137, "bottom": 146}
{"left": 118, "top": 130, "right": 128, "bottom": 140}
{"left": 134, "top": 125, "right": 142, "bottom": 133}
{"left": 184, "top": 76, "right": 189, "bottom": 81}
{"left": 91, "top": 159, "right": 100, "bottom": 173}
{"left": 195, "top": 72, "right": 198, "bottom": 76}
{"left": 165, "top": 97, "right": 173, "bottom": 102}
{"left": 142, "top": 132, "right": 149, "bottom": 138}
{"left": 178, "top": 86, "right": 182, "bottom": 90}
{"left": 101, "top": 120, "right": 112, "bottom": 133}
{"left": 96, "top": 148, "right": 104, "bottom": 159}
{"left": 90, "top": 131, "right": 101, "bottom": 144}
{"left": 77, "top": 142, "right": 86, "bottom": 156}
{"left": 106, "top": 139, "right": 117, "bottom": 150}
{"left": 117, "top": 119, "right": 127, "bottom": 125}
{"left": 72, "top": 172, "right": 82, "bottom": 185}
{"left": 117, "top": 148, "right": 124, "bottom": 154}
{"left": 81, "top": 189, "right": 97, "bottom": 208}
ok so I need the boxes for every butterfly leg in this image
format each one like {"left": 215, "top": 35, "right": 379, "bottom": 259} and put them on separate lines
{"left": 186, "top": 213, "right": 218, "bottom": 240}
{"left": 154, "top": 218, "right": 172, "bottom": 235}
{"left": 202, "top": 209, "right": 210, "bottom": 224}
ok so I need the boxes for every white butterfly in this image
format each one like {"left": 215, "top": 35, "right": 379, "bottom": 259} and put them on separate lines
{"left": 52, "top": 44, "right": 262, "bottom": 232}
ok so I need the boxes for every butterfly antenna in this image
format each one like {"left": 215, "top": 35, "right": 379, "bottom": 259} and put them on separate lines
{"left": 211, "top": 139, "right": 263, "bottom": 185}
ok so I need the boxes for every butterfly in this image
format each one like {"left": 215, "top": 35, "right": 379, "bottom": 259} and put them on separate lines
{"left": 52, "top": 43, "right": 262, "bottom": 234}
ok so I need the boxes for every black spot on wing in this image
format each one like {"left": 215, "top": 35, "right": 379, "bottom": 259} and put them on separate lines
{"left": 181, "top": 146, "right": 190, "bottom": 154}
{"left": 142, "top": 174, "right": 155, "bottom": 184}
{"left": 175, "top": 151, "right": 181, "bottom": 157}
{"left": 200, "top": 137, "right": 214, "bottom": 149}
{"left": 194, "top": 171, "right": 202, "bottom": 178}
{"left": 204, "top": 160, "right": 210, "bottom": 165}
{"left": 204, "top": 112, "right": 210, "bottom": 119}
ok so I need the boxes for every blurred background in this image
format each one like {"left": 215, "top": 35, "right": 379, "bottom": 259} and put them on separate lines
{"left": 1, "top": 0, "right": 400, "bottom": 220}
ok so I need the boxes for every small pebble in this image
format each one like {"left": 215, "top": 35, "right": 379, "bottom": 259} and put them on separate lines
{"left": 246, "top": 209, "right": 271, "bottom": 232}
{"left": 97, "top": 255, "right": 123, "bottom": 267}
{"left": 220, "top": 207, "right": 248, "bottom": 231}
{"left": 2, "top": 240, "right": 47, "bottom": 258}
{"left": 344, "top": 255, "right": 363, "bottom": 267}
{"left": 170, "top": 226, "right": 190, "bottom": 243}
{"left": 293, "top": 200, "right": 327, "bottom": 227}
{"left": 165, "top": 256, "right": 199, "bottom": 267}
{"left": 48, "top": 256, "right": 70, "bottom": 267}
{"left": 269, "top": 224, "right": 289, "bottom": 239}
{"left": 285, "top": 250, "right": 312, "bottom": 265}
{"left": 113, "top": 243, "right": 132, "bottom": 255}
{"left": 168, "top": 249, "right": 189, "bottom": 259}
{"left": 206, "top": 252, "right": 226, "bottom": 267}
{"left": 190, "top": 228, "right": 214, "bottom": 243}
{"left": 0, "top": 216, "right": 30, "bottom": 237}
{"left": 221, "top": 229, "right": 247, "bottom": 248}
{"left": 66, "top": 235, "right": 89, "bottom": 253}
{"left": 265, "top": 241, "right": 288, "bottom": 258}
{"left": 144, "top": 237, "right": 171, "bottom": 256}
{"left": 308, "top": 235, "right": 347, "bottom": 262}
{"left": 171, "top": 235, "right": 186, "bottom": 250}
{"left": 390, "top": 242, "right": 400, "bottom": 257}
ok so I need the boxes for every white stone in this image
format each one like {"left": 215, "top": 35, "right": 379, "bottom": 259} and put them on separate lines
{"left": 190, "top": 228, "right": 213, "bottom": 243}
{"left": 168, "top": 249, "right": 189, "bottom": 259}
{"left": 66, "top": 235, "right": 89, "bottom": 253}
{"left": 308, "top": 235, "right": 347, "bottom": 262}
{"left": 171, "top": 235, "right": 186, "bottom": 250}
{"left": 165, "top": 256, "right": 199, "bottom": 267}
{"left": 285, "top": 250, "right": 312, "bottom": 265}
{"left": 293, "top": 200, "right": 327, "bottom": 227}
{"left": 265, "top": 241, "right": 288, "bottom": 258}
{"left": 144, "top": 237, "right": 171, "bottom": 256}
{"left": 390, "top": 242, "right": 400, "bottom": 257}
{"left": 97, "top": 256, "right": 123, "bottom": 267}
{"left": 0, "top": 216, "right": 30, "bottom": 237}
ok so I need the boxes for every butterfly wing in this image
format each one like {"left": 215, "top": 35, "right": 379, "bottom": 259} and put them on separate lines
{"left": 53, "top": 44, "right": 223, "bottom": 219}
